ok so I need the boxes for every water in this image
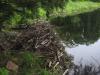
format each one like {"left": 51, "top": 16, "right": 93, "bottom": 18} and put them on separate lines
{"left": 59, "top": 9, "right": 100, "bottom": 65}
{"left": 53, "top": 9, "right": 100, "bottom": 66}
{"left": 51, "top": 8, "right": 100, "bottom": 75}
{"left": 67, "top": 39, "right": 100, "bottom": 65}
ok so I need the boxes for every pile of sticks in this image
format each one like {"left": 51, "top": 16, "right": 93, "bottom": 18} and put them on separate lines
{"left": 0, "top": 21, "right": 73, "bottom": 73}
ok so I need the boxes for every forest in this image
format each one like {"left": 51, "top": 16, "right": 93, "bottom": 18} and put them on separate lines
{"left": 0, "top": 0, "right": 100, "bottom": 75}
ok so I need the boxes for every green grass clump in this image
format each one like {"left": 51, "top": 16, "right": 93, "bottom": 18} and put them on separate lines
{"left": 0, "top": 51, "right": 58, "bottom": 75}
{"left": 18, "top": 51, "right": 57, "bottom": 75}
{"left": 0, "top": 67, "right": 9, "bottom": 75}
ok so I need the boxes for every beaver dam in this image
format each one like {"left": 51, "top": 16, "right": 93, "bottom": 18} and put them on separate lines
{"left": 0, "top": 22, "right": 73, "bottom": 75}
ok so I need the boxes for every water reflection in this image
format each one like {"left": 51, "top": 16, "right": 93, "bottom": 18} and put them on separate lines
{"left": 51, "top": 9, "right": 100, "bottom": 64}
{"left": 67, "top": 39, "right": 100, "bottom": 65}
{"left": 51, "top": 9, "right": 100, "bottom": 47}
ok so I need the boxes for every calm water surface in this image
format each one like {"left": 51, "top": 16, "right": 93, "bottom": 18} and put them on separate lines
{"left": 54, "top": 9, "right": 100, "bottom": 65}
{"left": 67, "top": 39, "right": 100, "bottom": 65}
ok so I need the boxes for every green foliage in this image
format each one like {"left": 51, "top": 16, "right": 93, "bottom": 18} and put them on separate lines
{"left": 65, "top": 1, "right": 100, "bottom": 16}
{"left": 51, "top": 9, "right": 100, "bottom": 46}
{"left": 16, "top": 51, "right": 60, "bottom": 75}
{"left": 39, "top": 0, "right": 68, "bottom": 9}
{"left": 18, "top": 52, "right": 36, "bottom": 75}
{"left": 20, "top": 52, "right": 34, "bottom": 64}
{"left": 37, "top": 7, "right": 47, "bottom": 18}
{"left": 38, "top": 69, "right": 53, "bottom": 75}
{"left": 0, "top": 0, "right": 100, "bottom": 75}
{"left": 18, "top": 51, "right": 47, "bottom": 75}
{"left": 0, "top": 0, "right": 100, "bottom": 30}
{"left": 0, "top": 51, "right": 58, "bottom": 75}
{"left": 6, "top": 12, "right": 22, "bottom": 28}
{"left": 0, "top": 67, "right": 9, "bottom": 75}
{"left": 50, "top": 1, "right": 100, "bottom": 17}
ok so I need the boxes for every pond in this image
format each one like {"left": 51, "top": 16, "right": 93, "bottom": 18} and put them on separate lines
{"left": 62, "top": 9, "right": 100, "bottom": 66}
{"left": 52, "top": 9, "right": 100, "bottom": 66}
{"left": 67, "top": 39, "right": 100, "bottom": 65}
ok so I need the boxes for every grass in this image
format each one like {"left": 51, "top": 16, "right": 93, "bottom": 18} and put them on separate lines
{"left": 0, "top": 67, "right": 9, "bottom": 75}
{"left": 0, "top": 51, "right": 59, "bottom": 75}
{"left": 50, "top": 1, "right": 100, "bottom": 17}
{"left": 65, "top": 1, "right": 100, "bottom": 16}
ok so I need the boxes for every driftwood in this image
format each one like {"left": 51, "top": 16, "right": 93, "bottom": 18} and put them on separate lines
{"left": 0, "top": 21, "right": 73, "bottom": 73}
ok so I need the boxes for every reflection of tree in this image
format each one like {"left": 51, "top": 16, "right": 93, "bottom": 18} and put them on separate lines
{"left": 51, "top": 9, "right": 100, "bottom": 47}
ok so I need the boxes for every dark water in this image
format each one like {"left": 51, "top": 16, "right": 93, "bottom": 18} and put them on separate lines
{"left": 64, "top": 9, "right": 100, "bottom": 65}
{"left": 51, "top": 9, "right": 100, "bottom": 65}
